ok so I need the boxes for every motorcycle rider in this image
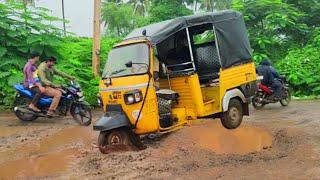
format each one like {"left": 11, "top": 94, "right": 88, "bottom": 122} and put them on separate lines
{"left": 38, "top": 56, "right": 75, "bottom": 117}
{"left": 257, "top": 59, "right": 282, "bottom": 100}
{"left": 23, "top": 51, "right": 45, "bottom": 113}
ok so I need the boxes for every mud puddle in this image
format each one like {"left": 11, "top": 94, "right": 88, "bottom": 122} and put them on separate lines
{"left": 0, "top": 126, "right": 32, "bottom": 137}
{"left": 0, "top": 149, "right": 77, "bottom": 178}
{"left": 0, "top": 126, "right": 96, "bottom": 178}
{"left": 183, "top": 121, "right": 272, "bottom": 155}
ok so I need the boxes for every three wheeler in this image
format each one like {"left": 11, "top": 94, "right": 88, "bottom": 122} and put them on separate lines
{"left": 93, "top": 10, "right": 258, "bottom": 152}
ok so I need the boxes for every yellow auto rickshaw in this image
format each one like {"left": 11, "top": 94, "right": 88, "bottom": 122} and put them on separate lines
{"left": 93, "top": 10, "right": 258, "bottom": 153}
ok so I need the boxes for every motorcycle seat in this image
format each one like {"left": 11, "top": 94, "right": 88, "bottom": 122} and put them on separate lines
{"left": 14, "top": 84, "right": 52, "bottom": 104}
{"left": 258, "top": 84, "right": 272, "bottom": 94}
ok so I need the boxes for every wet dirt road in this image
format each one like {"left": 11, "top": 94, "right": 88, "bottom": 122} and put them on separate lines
{"left": 0, "top": 100, "right": 320, "bottom": 179}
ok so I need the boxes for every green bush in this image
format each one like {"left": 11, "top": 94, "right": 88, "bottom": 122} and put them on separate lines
{"left": 53, "top": 37, "right": 120, "bottom": 106}
{"left": 0, "top": 2, "right": 120, "bottom": 108}
{"left": 0, "top": 3, "right": 64, "bottom": 107}
{"left": 276, "top": 29, "right": 320, "bottom": 96}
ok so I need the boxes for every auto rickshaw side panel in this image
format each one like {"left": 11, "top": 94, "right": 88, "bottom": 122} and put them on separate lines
{"left": 159, "top": 74, "right": 206, "bottom": 119}
{"left": 219, "top": 62, "right": 257, "bottom": 111}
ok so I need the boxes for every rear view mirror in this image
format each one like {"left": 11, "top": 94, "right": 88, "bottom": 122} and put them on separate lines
{"left": 125, "top": 61, "right": 133, "bottom": 68}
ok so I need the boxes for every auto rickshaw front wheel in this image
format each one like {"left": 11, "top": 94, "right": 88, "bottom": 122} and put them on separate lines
{"left": 98, "top": 128, "right": 145, "bottom": 154}
{"left": 221, "top": 99, "right": 243, "bottom": 129}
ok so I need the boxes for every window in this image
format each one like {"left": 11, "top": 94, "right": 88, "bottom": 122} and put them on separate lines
{"left": 102, "top": 43, "right": 149, "bottom": 78}
{"left": 193, "top": 29, "right": 215, "bottom": 45}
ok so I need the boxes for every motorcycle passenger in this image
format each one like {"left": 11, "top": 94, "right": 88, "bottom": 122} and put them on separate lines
{"left": 23, "top": 51, "right": 45, "bottom": 113}
{"left": 257, "top": 59, "right": 282, "bottom": 100}
{"left": 38, "top": 57, "right": 75, "bottom": 117}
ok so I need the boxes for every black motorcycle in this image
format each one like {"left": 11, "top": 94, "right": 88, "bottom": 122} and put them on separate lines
{"left": 252, "top": 77, "right": 291, "bottom": 109}
{"left": 13, "top": 81, "right": 92, "bottom": 126}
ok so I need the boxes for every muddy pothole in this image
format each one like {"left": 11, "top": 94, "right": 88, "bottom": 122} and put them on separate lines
{"left": 0, "top": 126, "right": 96, "bottom": 179}
{"left": 187, "top": 121, "right": 273, "bottom": 155}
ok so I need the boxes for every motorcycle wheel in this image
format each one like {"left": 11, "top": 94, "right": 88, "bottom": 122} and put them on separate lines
{"left": 280, "top": 89, "right": 291, "bottom": 106}
{"left": 252, "top": 95, "right": 265, "bottom": 110}
{"left": 13, "top": 95, "right": 38, "bottom": 121}
{"left": 70, "top": 103, "right": 92, "bottom": 126}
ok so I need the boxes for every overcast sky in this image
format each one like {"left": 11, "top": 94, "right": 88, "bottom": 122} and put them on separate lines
{"left": 36, "top": 0, "right": 94, "bottom": 37}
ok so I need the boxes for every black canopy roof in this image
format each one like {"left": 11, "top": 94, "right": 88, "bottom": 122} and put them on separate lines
{"left": 125, "top": 10, "right": 252, "bottom": 68}
{"left": 125, "top": 10, "right": 241, "bottom": 44}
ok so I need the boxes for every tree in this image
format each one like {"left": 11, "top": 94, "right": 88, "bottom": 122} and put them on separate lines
{"left": 5, "top": 0, "right": 34, "bottom": 11}
{"left": 147, "top": 0, "right": 193, "bottom": 23}
{"left": 284, "top": 0, "right": 320, "bottom": 28}
{"left": 276, "top": 29, "right": 320, "bottom": 96}
{"left": 129, "top": 0, "right": 150, "bottom": 16}
{"left": 232, "top": 0, "right": 308, "bottom": 62}
{"left": 199, "top": 0, "right": 232, "bottom": 11}
{"left": 101, "top": 2, "right": 135, "bottom": 37}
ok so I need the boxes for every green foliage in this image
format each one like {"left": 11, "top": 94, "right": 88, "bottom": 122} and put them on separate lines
{"left": 284, "top": 0, "right": 320, "bottom": 28}
{"left": 147, "top": 0, "right": 193, "bottom": 23}
{"left": 102, "top": 2, "right": 135, "bottom": 37}
{"left": 198, "top": 0, "right": 232, "bottom": 11}
{"left": 0, "top": 2, "right": 64, "bottom": 107}
{"left": 102, "top": 0, "right": 192, "bottom": 36}
{"left": 53, "top": 37, "right": 120, "bottom": 106}
{"left": 193, "top": 30, "right": 215, "bottom": 45}
{"left": 276, "top": 29, "right": 320, "bottom": 96}
{"left": 232, "top": 0, "right": 308, "bottom": 62}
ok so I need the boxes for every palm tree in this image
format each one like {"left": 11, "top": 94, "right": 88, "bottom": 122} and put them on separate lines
{"left": 200, "top": 0, "right": 232, "bottom": 11}
{"left": 129, "top": 0, "right": 150, "bottom": 16}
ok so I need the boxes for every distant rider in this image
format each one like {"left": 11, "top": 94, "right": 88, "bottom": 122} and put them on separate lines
{"left": 23, "top": 51, "right": 45, "bottom": 113}
{"left": 256, "top": 59, "right": 282, "bottom": 100}
{"left": 38, "top": 57, "right": 75, "bottom": 117}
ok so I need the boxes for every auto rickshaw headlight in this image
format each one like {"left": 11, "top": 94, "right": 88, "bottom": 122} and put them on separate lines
{"left": 124, "top": 90, "right": 143, "bottom": 105}
{"left": 127, "top": 95, "right": 135, "bottom": 104}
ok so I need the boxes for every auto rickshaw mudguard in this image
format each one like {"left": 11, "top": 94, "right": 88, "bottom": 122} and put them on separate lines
{"left": 93, "top": 111, "right": 130, "bottom": 131}
{"left": 222, "top": 88, "right": 249, "bottom": 115}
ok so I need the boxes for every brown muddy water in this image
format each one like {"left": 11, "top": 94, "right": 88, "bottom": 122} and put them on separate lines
{"left": 0, "top": 116, "right": 273, "bottom": 178}
{"left": 0, "top": 125, "right": 96, "bottom": 179}
{"left": 186, "top": 121, "right": 273, "bottom": 154}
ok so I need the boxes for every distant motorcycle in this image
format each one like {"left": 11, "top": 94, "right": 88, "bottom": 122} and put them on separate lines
{"left": 13, "top": 81, "right": 92, "bottom": 126}
{"left": 252, "top": 77, "right": 291, "bottom": 109}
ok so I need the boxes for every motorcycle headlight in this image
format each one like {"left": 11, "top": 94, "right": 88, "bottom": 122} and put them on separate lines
{"left": 124, "top": 90, "right": 143, "bottom": 105}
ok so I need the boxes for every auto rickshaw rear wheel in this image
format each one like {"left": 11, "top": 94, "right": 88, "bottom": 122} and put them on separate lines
{"left": 98, "top": 128, "right": 133, "bottom": 154}
{"left": 221, "top": 98, "right": 243, "bottom": 129}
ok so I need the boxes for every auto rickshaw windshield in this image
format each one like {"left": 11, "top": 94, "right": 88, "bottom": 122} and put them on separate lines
{"left": 102, "top": 43, "right": 149, "bottom": 78}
